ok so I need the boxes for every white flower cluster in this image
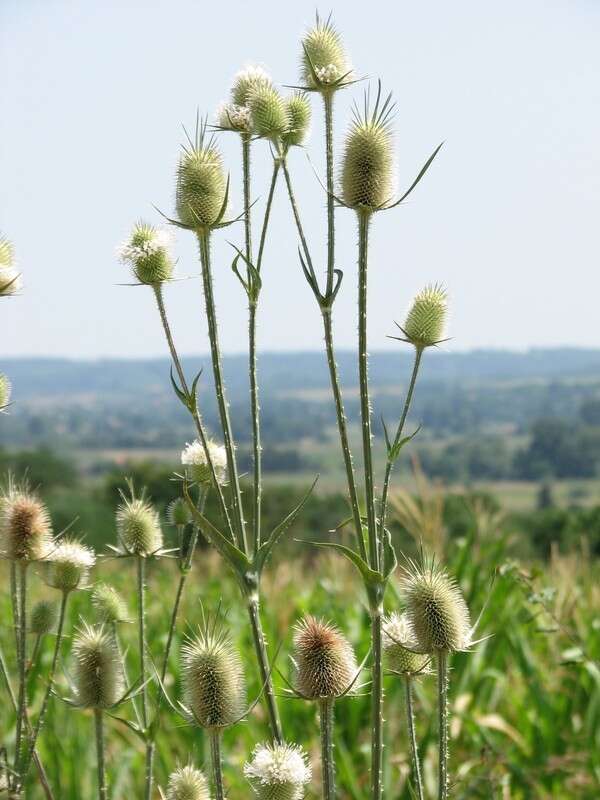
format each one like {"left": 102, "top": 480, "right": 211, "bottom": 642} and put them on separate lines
{"left": 382, "top": 611, "right": 417, "bottom": 650}
{"left": 217, "top": 102, "right": 252, "bottom": 132}
{"left": 116, "top": 227, "right": 172, "bottom": 266}
{"left": 181, "top": 439, "right": 228, "bottom": 485}
{"left": 0, "top": 236, "right": 22, "bottom": 295}
{"left": 244, "top": 743, "right": 311, "bottom": 794}
{"left": 315, "top": 63, "right": 340, "bottom": 84}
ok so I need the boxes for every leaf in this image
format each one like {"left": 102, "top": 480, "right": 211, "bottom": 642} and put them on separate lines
{"left": 381, "top": 529, "right": 397, "bottom": 579}
{"left": 214, "top": 174, "right": 231, "bottom": 226}
{"left": 301, "top": 539, "right": 382, "bottom": 588}
{"left": 169, "top": 366, "right": 189, "bottom": 408}
{"left": 388, "top": 141, "right": 444, "bottom": 208}
{"left": 256, "top": 477, "right": 318, "bottom": 572}
{"left": 388, "top": 425, "right": 421, "bottom": 462}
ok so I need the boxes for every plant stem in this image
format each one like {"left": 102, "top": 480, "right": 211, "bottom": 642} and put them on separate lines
{"left": 320, "top": 697, "right": 336, "bottom": 800}
{"left": 404, "top": 675, "right": 424, "bottom": 800}
{"left": 210, "top": 729, "right": 225, "bottom": 800}
{"left": 94, "top": 709, "right": 108, "bottom": 800}
{"left": 246, "top": 595, "right": 283, "bottom": 743}
{"left": 323, "top": 91, "right": 335, "bottom": 295}
{"left": 111, "top": 623, "right": 142, "bottom": 728}
{"left": 370, "top": 611, "right": 384, "bottom": 800}
{"left": 136, "top": 556, "right": 154, "bottom": 800}
{"left": 198, "top": 232, "right": 247, "bottom": 553}
{"left": 437, "top": 651, "right": 449, "bottom": 800}
{"left": 14, "top": 563, "right": 28, "bottom": 772}
{"left": 241, "top": 133, "right": 253, "bottom": 267}
{"left": 10, "top": 562, "right": 21, "bottom": 662}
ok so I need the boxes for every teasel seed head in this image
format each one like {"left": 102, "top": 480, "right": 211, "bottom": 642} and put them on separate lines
{"left": 0, "top": 373, "right": 11, "bottom": 410}
{"left": 181, "top": 439, "right": 227, "bottom": 486}
{"left": 341, "top": 88, "right": 395, "bottom": 211}
{"left": 292, "top": 615, "right": 357, "bottom": 699}
{"left": 383, "top": 612, "right": 430, "bottom": 675}
{"left": 0, "top": 235, "right": 22, "bottom": 296}
{"left": 181, "top": 620, "right": 245, "bottom": 729}
{"left": 244, "top": 742, "right": 311, "bottom": 800}
{"left": 165, "top": 764, "right": 211, "bottom": 800}
{"left": 117, "top": 221, "right": 174, "bottom": 285}
{"left": 0, "top": 480, "right": 53, "bottom": 562}
{"left": 44, "top": 538, "right": 96, "bottom": 593}
{"left": 176, "top": 122, "right": 228, "bottom": 230}
{"left": 402, "top": 284, "right": 448, "bottom": 349}
{"left": 231, "top": 65, "right": 272, "bottom": 107}
{"left": 281, "top": 93, "right": 311, "bottom": 149}
{"left": 166, "top": 497, "right": 193, "bottom": 527}
{"left": 115, "top": 488, "right": 163, "bottom": 556}
{"left": 92, "top": 582, "right": 129, "bottom": 624}
{"left": 403, "top": 559, "right": 471, "bottom": 653}
{"left": 72, "top": 623, "right": 124, "bottom": 709}
{"left": 248, "top": 84, "right": 289, "bottom": 139}
{"left": 30, "top": 600, "right": 57, "bottom": 636}
{"left": 301, "top": 15, "right": 351, "bottom": 90}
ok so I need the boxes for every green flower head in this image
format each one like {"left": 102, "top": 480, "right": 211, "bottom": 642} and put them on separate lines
{"left": 249, "top": 84, "right": 289, "bottom": 139}
{"left": 45, "top": 538, "right": 96, "bottom": 594}
{"left": 72, "top": 623, "right": 124, "bottom": 709}
{"left": 115, "top": 487, "right": 163, "bottom": 556}
{"left": 293, "top": 615, "right": 357, "bottom": 699}
{"left": 30, "top": 600, "right": 57, "bottom": 636}
{"left": 0, "top": 373, "right": 12, "bottom": 410}
{"left": 244, "top": 742, "right": 311, "bottom": 800}
{"left": 92, "top": 583, "right": 129, "bottom": 624}
{"left": 231, "top": 65, "right": 272, "bottom": 107}
{"left": 383, "top": 612, "right": 430, "bottom": 675}
{"left": 301, "top": 14, "right": 352, "bottom": 90}
{"left": 117, "top": 221, "right": 174, "bottom": 285}
{"left": 402, "top": 284, "right": 448, "bottom": 348}
{"left": 175, "top": 121, "right": 228, "bottom": 229}
{"left": 281, "top": 93, "right": 311, "bottom": 149}
{"left": 0, "top": 234, "right": 22, "bottom": 296}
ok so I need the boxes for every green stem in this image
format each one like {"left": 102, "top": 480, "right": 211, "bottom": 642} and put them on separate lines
{"left": 137, "top": 557, "right": 153, "bottom": 800}
{"left": 112, "top": 623, "right": 142, "bottom": 728}
{"left": 437, "top": 651, "right": 449, "bottom": 800}
{"left": 198, "top": 232, "right": 247, "bottom": 554}
{"left": 94, "top": 709, "right": 108, "bottom": 800}
{"left": 246, "top": 595, "right": 283, "bottom": 743}
{"left": 14, "top": 563, "right": 28, "bottom": 772}
{"left": 28, "top": 634, "right": 42, "bottom": 676}
{"left": 323, "top": 92, "right": 335, "bottom": 295}
{"left": 241, "top": 133, "right": 253, "bottom": 266}
{"left": 10, "top": 562, "right": 21, "bottom": 662}
{"left": 370, "top": 611, "right": 384, "bottom": 800}
{"left": 404, "top": 676, "right": 424, "bottom": 800}
{"left": 256, "top": 161, "right": 280, "bottom": 274}
{"left": 281, "top": 159, "right": 313, "bottom": 269}
{"left": 320, "top": 698, "right": 336, "bottom": 800}
{"left": 210, "top": 729, "right": 225, "bottom": 800}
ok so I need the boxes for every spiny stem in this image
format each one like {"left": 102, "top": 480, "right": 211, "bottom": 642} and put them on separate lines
{"left": 198, "top": 232, "right": 248, "bottom": 553}
{"left": 14, "top": 563, "right": 28, "bottom": 773}
{"left": 256, "top": 160, "right": 280, "bottom": 274}
{"left": 246, "top": 596, "right": 283, "bottom": 743}
{"left": 137, "top": 556, "right": 153, "bottom": 800}
{"left": 320, "top": 697, "right": 336, "bottom": 800}
{"left": 370, "top": 611, "right": 384, "bottom": 800}
{"left": 323, "top": 91, "right": 335, "bottom": 295}
{"left": 437, "top": 651, "right": 449, "bottom": 800}
{"left": 241, "top": 133, "right": 253, "bottom": 267}
{"left": 10, "top": 562, "right": 21, "bottom": 662}
{"left": 94, "top": 709, "right": 108, "bottom": 800}
{"left": 281, "top": 159, "right": 313, "bottom": 268}
{"left": 210, "top": 729, "right": 225, "bottom": 800}
{"left": 404, "top": 676, "right": 424, "bottom": 800}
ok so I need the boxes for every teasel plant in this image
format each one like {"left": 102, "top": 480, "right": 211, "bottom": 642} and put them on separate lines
{"left": 244, "top": 741, "right": 312, "bottom": 800}
{"left": 161, "top": 764, "right": 211, "bottom": 800}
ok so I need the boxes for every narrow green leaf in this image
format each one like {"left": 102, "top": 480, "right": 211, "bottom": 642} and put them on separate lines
{"left": 302, "top": 539, "right": 382, "bottom": 587}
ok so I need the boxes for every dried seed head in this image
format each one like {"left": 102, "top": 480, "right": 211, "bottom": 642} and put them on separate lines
{"left": 166, "top": 497, "right": 193, "bottom": 527}
{"left": 231, "top": 65, "right": 272, "bottom": 107}
{"left": 117, "top": 221, "right": 174, "bottom": 285}
{"left": 403, "top": 285, "right": 448, "bottom": 348}
{"left": 382, "top": 612, "right": 430, "bottom": 675}
{"left": 341, "top": 93, "right": 394, "bottom": 211}
{"left": 216, "top": 101, "right": 252, "bottom": 133}
{"left": 244, "top": 742, "right": 311, "bottom": 800}
{"left": 0, "top": 482, "right": 53, "bottom": 562}
{"left": 165, "top": 765, "right": 211, "bottom": 800}
{"left": 45, "top": 538, "right": 96, "bottom": 593}
{"left": 301, "top": 16, "right": 351, "bottom": 89}
{"left": 0, "top": 235, "right": 22, "bottom": 296}
{"left": 116, "top": 492, "right": 163, "bottom": 556}
{"left": 293, "top": 615, "right": 357, "bottom": 699}
{"left": 72, "top": 623, "right": 124, "bottom": 709}
{"left": 281, "top": 93, "right": 311, "bottom": 148}
{"left": 181, "top": 622, "right": 245, "bottom": 729}
{"left": 181, "top": 439, "right": 227, "bottom": 486}
{"left": 249, "top": 84, "right": 289, "bottom": 139}
{"left": 176, "top": 127, "right": 227, "bottom": 229}
{"left": 0, "top": 373, "right": 11, "bottom": 409}
{"left": 30, "top": 600, "right": 57, "bottom": 636}
{"left": 403, "top": 560, "right": 471, "bottom": 653}
{"left": 92, "top": 583, "right": 129, "bottom": 624}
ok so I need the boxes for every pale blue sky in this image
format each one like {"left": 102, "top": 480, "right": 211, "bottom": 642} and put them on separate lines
{"left": 1, "top": 0, "right": 599, "bottom": 357}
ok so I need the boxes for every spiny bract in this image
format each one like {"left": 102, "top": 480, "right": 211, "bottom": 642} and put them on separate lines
{"left": 30, "top": 600, "right": 57, "bottom": 636}
{"left": 165, "top": 765, "right": 211, "bottom": 800}
{"left": 176, "top": 131, "right": 227, "bottom": 229}
{"left": 281, "top": 93, "right": 311, "bottom": 149}
{"left": 92, "top": 582, "right": 129, "bottom": 624}
{"left": 301, "top": 16, "right": 351, "bottom": 89}
{"left": 181, "top": 439, "right": 227, "bottom": 486}
{"left": 181, "top": 623, "right": 245, "bottom": 729}
{"left": 0, "top": 374, "right": 11, "bottom": 409}
{"left": 115, "top": 493, "right": 163, "bottom": 556}
{"left": 45, "top": 538, "right": 96, "bottom": 593}
{"left": 117, "top": 221, "right": 174, "bottom": 285}
{"left": 403, "top": 284, "right": 448, "bottom": 348}
{"left": 382, "top": 611, "right": 430, "bottom": 675}
{"left": 231, "top": 65, "right": 272, "bottom": 107}
{"left": 293, "top": 615, "right": 357, "bottom": 699}
{"left": 0, "top": 482, "right": 53, "bottom": 562}
{"left": 249, "top": 84, "right": 289, "bottom": 139}
{"left": 403, "top": 560, "right": 471, "bottom": 653}
{"left": 244, "top": 742, "right": 311, "bottom": 800}
{"left": 72, "top": 623, "right": 124, "bottom": 709}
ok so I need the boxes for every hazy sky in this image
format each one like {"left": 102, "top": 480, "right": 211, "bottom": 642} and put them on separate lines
{"left": 1, "top": 0, "right": 599, "bottom": 358}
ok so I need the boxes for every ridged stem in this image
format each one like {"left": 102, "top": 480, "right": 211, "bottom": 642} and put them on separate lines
{"left": 323, "top": 91, "right": 335, "bottom": 295}
{"left": 320, "top": 697, "right": 336, "bottom": 800}
{"left": 198, "top": 232, "right": 248, "bottom": 554}
{"left": 10, "top": 562, "right": 21, "bottom": 661}
{"left": 136, "top": 556, "right": 153, "bottom": 800}
{"left": 210, "top": 729, "right": 225, "bottom": 800}
{"left": 437, "top": 651, "right": 449, "bottom": 800}
{"left": 14, "top": 563, "right": 28, "bottom": 771}
{"left": 248, "top": 300, "right": 262, "bottom": 553}
{"left": 404, "top": 676, "right": 424, "bottom": 800}
{"left": 246, "top": 596, "right": 283, "bottom": 743}
{"left": 370, "top": 611, "right": 384, "bottom": 800}
{"left": 94, "top": 709, "right": 108, "bottom": 800}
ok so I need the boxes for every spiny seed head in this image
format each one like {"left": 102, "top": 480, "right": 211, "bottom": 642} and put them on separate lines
{"left": 45, "top": 538, "right": 96, "bottom": 593}
{"left": 244, "top": 742, "right": 311, "bottom": 800}
{"left": 30, "top": 600, "right": 57, "bottom": 635}
{"left": 166, "top": 497, "right": 193, "bottom": 527}
{"left": 0, "top": 235, "right": 22, "bottom": 296}
{"left": 0, "top": 374, "right": 11, "bottom": 409}
{"left": 281, "top": 93, "right": 311, "bottom": 148}
{"left": 181, "top": 439, "right": 227, "bottom": 486}
{"left": 176, "top": 125, "right": 227, "bottom": 229}
{"left": 231, "top": 65, "right": 272, "bottom": 107}
{"left": 92, "top": 583, "right": 129, "bottom": 624}
{"left": 249, "top": 84, "right": 289, "bottom": 139}
{"left": 181, "top": 622, "right": 245, "bottom": 729}
{"left": 403, "top": 560, "right": 471, "bottom": 653}
{"left": 0, "top": 236, "right": 14, "bottom": 268}
{"left": 301, "top": 16, "right": 351, "bottom": 90}
{"left": 117, "top": 221, "right": 174, "bottom": 285}
{"left": 383, "top": 612, "right": 430, "bottom": 675}
{"left": 216, "top": 101, "right": 252, "bottom": 133}
{"left": 403, "top": 284, "right": 448, "bottom": 348}
{"left": 0, "top": 481, "right": 53, "bottom": 562}
{"left": 165, "top": 765, "right": 211, "bottom": 800}
{"left": 72, "top": 623, "right": 124, "bottom": 709}
{"left": 115, "top": 491, "right": 163, "bottom": 556}
{"left": 293, "top": 615, "right": 357, "bottom": 699}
